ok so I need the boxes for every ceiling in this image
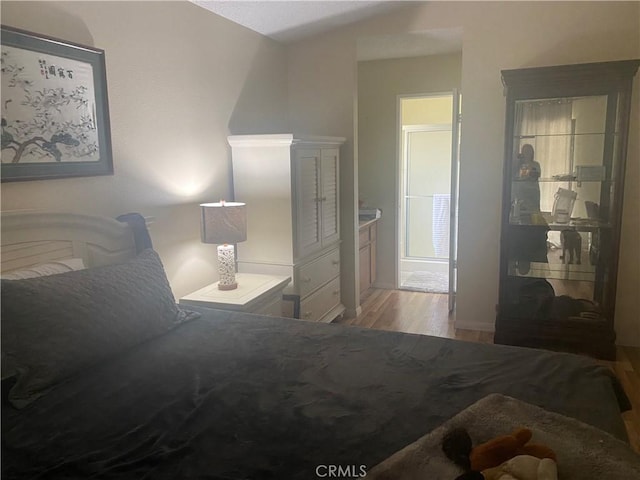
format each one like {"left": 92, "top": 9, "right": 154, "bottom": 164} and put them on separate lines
{"left": 192, "top": 1, "right": 463, "bottom": 60}
{"left": 192, "top": 1, "right": 412, "bottom": 44}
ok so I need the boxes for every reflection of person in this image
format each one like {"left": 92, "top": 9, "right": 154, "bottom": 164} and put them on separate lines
{"left": 512, "top": 143, "right": 541, "bottom": 214}
{"left": 509, "top": 144, "right": 548, "bottom": 274}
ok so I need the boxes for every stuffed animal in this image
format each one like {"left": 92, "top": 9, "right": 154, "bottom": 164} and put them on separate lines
{"left": 470, "top": 427, "right": 556, "bottom": 471}
{"left": 443, "top": 427, "right": 557, "bottom": 480}
{"left": 482, "top": 455, "right": 558, "bottom": 480}
{"left": 453, "top": 455, "right": 558, "bottom": 480}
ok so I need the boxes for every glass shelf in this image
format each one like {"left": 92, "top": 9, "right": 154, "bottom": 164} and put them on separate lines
{"left": 535, "top": 177, "right": 611, "bottom": 183}
{"left": 507, "top": 213, "right": 610, "bottom": 231}
{"left": 514, "top": 132, "right": 611, "bottom": 138}
{"left": 508, "top": 220, "right": 610, "bottom": 231}
{"left": 507, "top": 261, "right": 596, "bottom": 282}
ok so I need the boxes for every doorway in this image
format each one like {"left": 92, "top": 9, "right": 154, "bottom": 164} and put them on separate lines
{"left": 398, "top": 93, "right": 460, "bottom": 308}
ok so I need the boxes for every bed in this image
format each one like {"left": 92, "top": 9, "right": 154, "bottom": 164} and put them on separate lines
{"left": 0, "top": 211, "right": 633, "bottom": 479}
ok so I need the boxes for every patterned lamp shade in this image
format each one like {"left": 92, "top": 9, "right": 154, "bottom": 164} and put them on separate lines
{"left": 200, "top": 202, "right": 247, "bottom": 244}
{"left": 200, "top": 201, "right": 247, "bottom": 290}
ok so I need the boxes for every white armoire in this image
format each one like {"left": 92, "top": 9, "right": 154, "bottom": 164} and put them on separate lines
{"left": 228, "top": 134, "right": 346, "bottom": 323}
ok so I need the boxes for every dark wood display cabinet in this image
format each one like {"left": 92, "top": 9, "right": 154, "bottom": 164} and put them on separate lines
{"left": 494, "top": 59, "right": 639, "bottom": 360}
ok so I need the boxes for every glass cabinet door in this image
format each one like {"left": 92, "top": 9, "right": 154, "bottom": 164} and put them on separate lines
{"left": 505, "top": 94, "right": 610, "bottom": 313}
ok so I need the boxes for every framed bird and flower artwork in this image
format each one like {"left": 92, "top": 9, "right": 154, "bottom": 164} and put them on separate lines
{"left": 1, "top": 25, "right": 112, "bottom": 182}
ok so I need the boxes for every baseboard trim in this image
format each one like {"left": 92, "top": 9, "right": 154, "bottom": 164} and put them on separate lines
{"left": 343, "top": 306, "right": 362, "bottom": 319}
{"left": 373, "top": 282, "right": 396, "bottom": 290}
{"left": 455, "top": 319, "right": 495, "bottom": 332}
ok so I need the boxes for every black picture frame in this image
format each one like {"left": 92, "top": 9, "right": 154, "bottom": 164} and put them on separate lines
{"left": 1, "top": 25, "right": 112, "bottom": 182}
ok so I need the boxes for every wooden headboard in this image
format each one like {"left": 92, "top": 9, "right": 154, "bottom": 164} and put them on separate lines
{"left": 1, "top": 212, "right": 138, "bottom": 274}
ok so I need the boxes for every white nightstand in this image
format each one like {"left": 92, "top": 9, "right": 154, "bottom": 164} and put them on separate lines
{"left": 179, "top": 273, "right": 291, "bottom": 316}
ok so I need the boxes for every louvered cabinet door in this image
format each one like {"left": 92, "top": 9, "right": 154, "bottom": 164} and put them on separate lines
{"left": 294, "top": 148, "right": 322, "bottom": 259}
{"left": 320, "top": 148, "right": 340, "bottom": 246}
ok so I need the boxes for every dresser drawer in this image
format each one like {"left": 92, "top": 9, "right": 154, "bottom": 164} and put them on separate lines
{"left": 299, "top": 277, "right": 340, "bottom": 322}
{"left": 297, "top": 248, "right": 340, "bottom": 298}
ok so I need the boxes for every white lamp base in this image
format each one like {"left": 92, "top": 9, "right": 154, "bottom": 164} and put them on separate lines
{"left": 217, "top": 244, "right": 237, "bottom": 290}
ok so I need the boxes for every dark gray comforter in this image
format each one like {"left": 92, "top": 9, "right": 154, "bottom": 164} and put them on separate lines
{"left": 2, "top": 309, "right": 629, "bottom": 479}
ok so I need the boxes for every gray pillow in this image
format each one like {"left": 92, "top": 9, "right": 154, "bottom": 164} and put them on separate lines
{"left": 1, "top": 249, "right": 196, "bottom": 409}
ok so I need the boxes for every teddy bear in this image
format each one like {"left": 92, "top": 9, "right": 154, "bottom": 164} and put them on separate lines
{"left": 442, "top": 427, "right": 557, "bottom": 480}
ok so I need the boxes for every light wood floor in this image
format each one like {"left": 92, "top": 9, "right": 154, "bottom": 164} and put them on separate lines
{"left": 335, "top": 288, "right": 640, "bottom": 454}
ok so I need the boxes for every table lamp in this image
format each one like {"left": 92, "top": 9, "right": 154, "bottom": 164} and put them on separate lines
{"left": 200, "top": 201, "right": 247, "bottom": 290}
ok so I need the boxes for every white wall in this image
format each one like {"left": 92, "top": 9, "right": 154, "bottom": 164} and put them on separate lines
{"left": 0, "top": 0, "right": 289, "bottom": 299}
{"left": 287, "top": 1, "right": 640, "bottom": 345}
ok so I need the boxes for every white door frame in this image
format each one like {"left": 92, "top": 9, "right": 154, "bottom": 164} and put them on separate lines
{"left": 449, "top": 89, "right": 461, "bottom": 312}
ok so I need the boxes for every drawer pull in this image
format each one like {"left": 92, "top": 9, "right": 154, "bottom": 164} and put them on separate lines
{"left": 332, "top": 259, "right": 340, "bottom": 266}
{"left": 303, "top": 311, "right": 312, "bottom": 318}
{"left": 333, "top": 290, "right": 340, "bottom": 295}
{"left": 302, "top": 276, "right": 312, "bottom": 283}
